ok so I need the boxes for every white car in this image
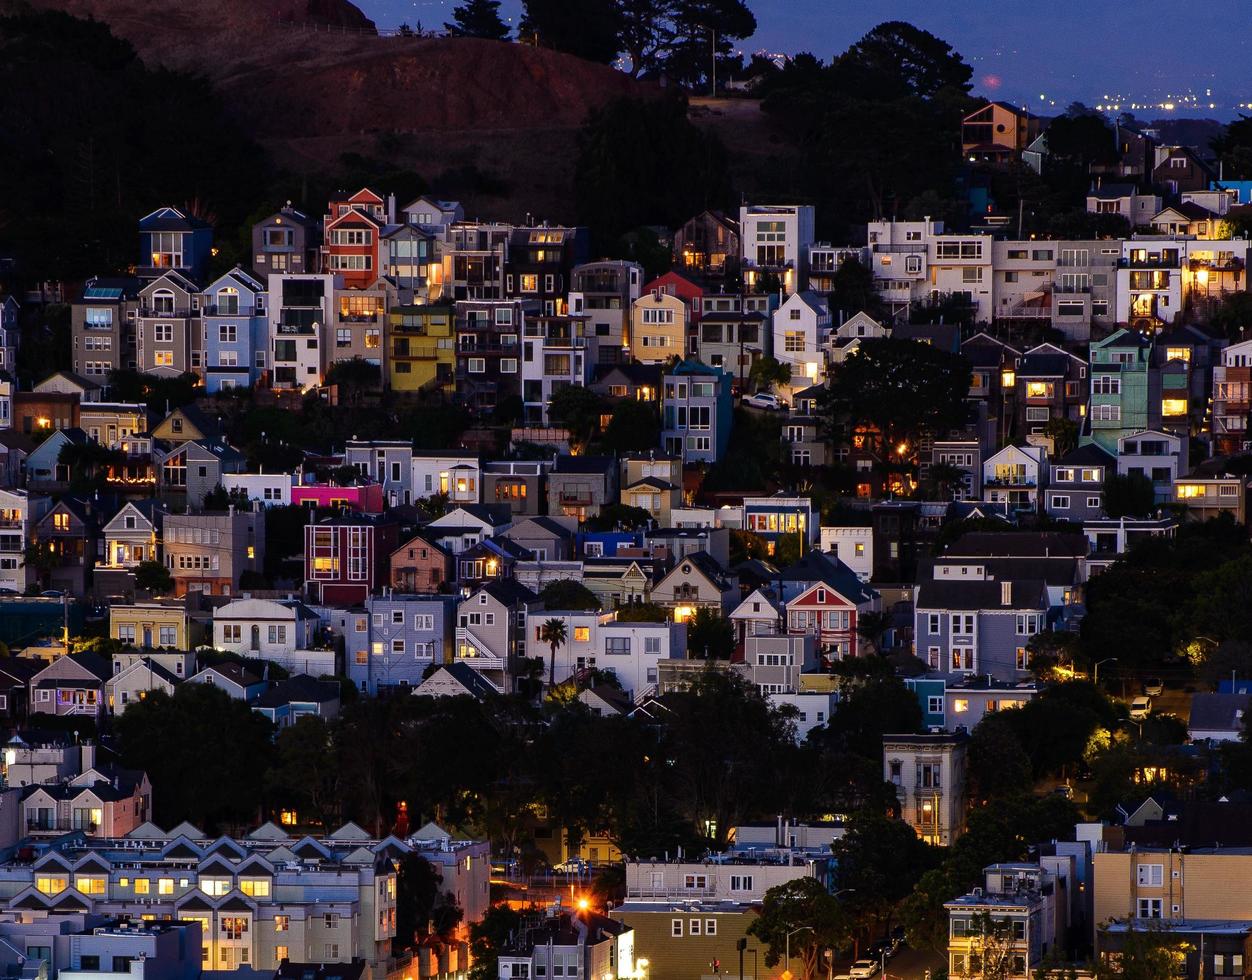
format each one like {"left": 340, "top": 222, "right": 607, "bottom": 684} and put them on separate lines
{"left": 849, "top": 961, "right": 879, "bottom": 978}
{"left": 1129, "top": 696, "right": 1151, "bottom": 720}
{"left": 743, "top": 391, "right": 788, "bottom": 411}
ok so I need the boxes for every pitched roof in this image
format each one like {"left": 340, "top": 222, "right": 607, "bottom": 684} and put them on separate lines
{"left": 1058, "top": 443, "right": 1116, "bottom": 467}
{"left": 778, "top": 551, "right": 876, "bottom": 604}
{"left": 417, "top": 661, "right": 498, "bottom": 700}
{"left": 478, "top": 579, "right": 539, "bottom": 606}
{"left": 1189, "top": 693, "right": 1252, "bottom": 735}
{"left": 553, "top": 455, "right": 616, "bottom": 475}
{"left": 254, "top": 674, "right": 340, "bottom": 708}
{"left": 915, "top": 578, "right": 1049, "bottom": 611}
{"left": 672, "top": 551, "right": 734, "bottom": 591}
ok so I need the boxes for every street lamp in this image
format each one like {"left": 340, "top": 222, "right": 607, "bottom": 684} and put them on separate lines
{"left": 1093, "top": 657, "right": 1117, "bottom": 686}
{"left": 785, "top": 925, "right": 813, "bottom": 977}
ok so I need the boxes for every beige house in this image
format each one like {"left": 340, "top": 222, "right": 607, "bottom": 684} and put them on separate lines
{"left": 652, "top": 552, "right": 738, "bottom": 622}
{"left": 163, "top": 509, "right": 265, "bottom": 596}
{"left": 109, "top": 603, "right": 191, "bottom": 650}
{"left": 630, "top": 291, "right": 686, "bottom": 363}
{"left": 884, "top": 732, "right": 968, "bottom": 846}
{"left": 106, "top": 657, "right": 180, "bottom": 714}
{"left": 620, "top": 454, "right": 683, "bottom": 526}
{"left": 1094, "top": 846, "right": 1252, "bottom": 930}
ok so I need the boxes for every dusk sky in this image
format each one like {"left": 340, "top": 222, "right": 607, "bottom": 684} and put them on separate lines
{"left": 357, "top": 0, "right": 1250, "bottom": 117}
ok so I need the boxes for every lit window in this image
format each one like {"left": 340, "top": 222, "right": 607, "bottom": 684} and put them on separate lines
{"left": 953, "top": 699, "right": 969, "bottom": 712}
{"left": 1161, "top": 398, "right": 1188, "bottom": 416}
{"left": 574, "top": 627, "right": 590, "bottom": 642}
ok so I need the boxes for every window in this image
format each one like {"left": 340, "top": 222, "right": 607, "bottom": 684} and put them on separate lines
{"left": 605, "top": 637, "right": 631, "bottom": 655}
{"left": 1137, "top": 898, "right": 1162, "bottom": 919}
{"left": 683, "top": 874, "right": 708, "bottom": 889}
{"left": 468, "top": 358, "right": 486, "bottom": 374}
{"left": 276, "top": 946, "right": 289, "bottom": 962}
{"left": 153, "top": 324, "right": 173, "bottom": 342}
{"left": 1092, "top": 376, "right": 1121, "bottom": 395}
{"left": 706, "top": 919, "right": 717, "bottom": 936}
{"left": 784, "top": 331, "right": 805, "bottom": 352}
{"left": 729, "top": 875, "right": 754, "bottom": 891}
{"left": 1137, "top": 864, "right": 1164, "bottom": 887}
{"left": 671, "top": 919, "right": 683, "bottom": 938}
{"left": 689, "top": 919, "right": 702, "bottom": 936}
{"left": 928, "top": 696, "right": 943, "bottom": 714}
{"left": 154, "top": 351, "right": 174, "bottom": 367}
{"left": 1050, "top": 494, "right": 1070, "bottom": 510}
{"left": 275, "top": 916, "right": 289, "bottom": 933}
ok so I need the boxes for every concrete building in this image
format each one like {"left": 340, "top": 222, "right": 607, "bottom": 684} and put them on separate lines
{"left": 883, "top": 732, "right": 968, "bottom": 845}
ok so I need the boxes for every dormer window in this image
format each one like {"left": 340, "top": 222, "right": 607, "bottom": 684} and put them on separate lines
{"left": 151, "top": 290, "right": 175, "bottom": 315}
{"left": 217, "top": 288, "right": 239, "bottom": 316}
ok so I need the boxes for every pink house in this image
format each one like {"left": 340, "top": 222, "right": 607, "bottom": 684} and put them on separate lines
{"left": 292, "top": 482, "right": 385, "bottom": 513}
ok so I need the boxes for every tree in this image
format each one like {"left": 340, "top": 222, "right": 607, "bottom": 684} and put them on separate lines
{"left": 469, "top": 905, "right": 523, "bottom": 980}
{"left": 828, "top": 257, "right": 884, "bottom": 321}
{"left": 616, "top": 0, "right": 756, "bottom": 82}
{"left": 324, "top": 357, "right": 383, "bottom": 403}
{"left": 584, "top": 502, "right": 655, "bottom": 531}
{"left": 394, "top": 852, "right": 463, "bottom": 946}
{"left": 750, "top": 877, "right": 852, "bottom": 980}
{"left": 615, "top": 603, "right": 669, "bottom": 622}
{"left": 1104, "top": 472, "right": 1157, "bottom": 519}
{"left": 575, "top": 96, "right": 731, "bottom": 252}
{"left": 967, "top": 712, "right": 1034, "bottom": 801}
{"left": 835, "top": 21, "right": 973, "bottom": 103}
{"left": 444, "top": 0, "right": 509, "bottom": 39}
{"left": 21, "top": 541, "right": 59, "bottom": 590}
{"left": 856, "top": 610, "right": 892, "bottom": 656}
{"left": 201, "top": 484, "right": 252, "bottom": 512}
{"left": 115, "top": 683, "right": 274, "bottom": 829}
{"left": 1095, "top": 924, "right": 1195, "bottom": 980}
{"left": 134, "top": 560, "right": 174, "bottom": 596}
{"left": 823, "top": 339, "right": 971, "bottom": 456}
{"left": 832, "top": 810, "right": 938, "bottom": 942}
{"left": 266, "top": 715, "right": 342, "bottom": 828}
{"left": 1043, "top": 417, "right": 1078, "bottom": 457}
{"left": 686, "top": 608, "right": 735, "bottom": 660}
{"left": 601, "top": 398, "right": 661, "bottom": 453}
{"left": 539, "top": 579, "right": 602, "bottom": 611}
{"left": 1211, "top": 291, "right": 1252, "bottom": 341}
{"left": 749, "top": 356, "right": 792, "bottom": 394}
{"left": 540, "top": 618, "right": 568, "bottom": 688}
{"left": 519, "top": 0, "right": 619, "bottom": 62}
{"left": 548, "top": 385, "right": 605, "bottom": 447}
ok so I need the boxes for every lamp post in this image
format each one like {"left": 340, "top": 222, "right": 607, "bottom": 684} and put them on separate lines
{"left": 786, "top": 925, "right": 813, "bottom": 976}
{"left": 1093, "top": 657, "right": 1117, "bottom": 687}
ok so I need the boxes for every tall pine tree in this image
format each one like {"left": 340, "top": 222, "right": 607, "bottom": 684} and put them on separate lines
{"left": 445, "top": 0, "right": 509, "bottom": 40}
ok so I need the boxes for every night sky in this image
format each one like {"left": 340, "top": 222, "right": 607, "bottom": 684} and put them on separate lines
{"left": 358, "top": 0, "right": 1252, "bottom": 118}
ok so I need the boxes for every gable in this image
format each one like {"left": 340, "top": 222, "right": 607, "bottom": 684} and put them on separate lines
{"left": 789, "top": 581, "right": 855, "bottom": 609}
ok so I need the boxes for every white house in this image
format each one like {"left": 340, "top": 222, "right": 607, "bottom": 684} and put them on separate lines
{"left": 740, "top": 204, "right": 816, "bottom": 295}
{"left": 424, "top": 505, "right": 512, "bottom": 555}
{"left": 211, "top": 597, "right": 332, "bottom": 675}
{"left": 525, "top": 613, "right": 686, "bottom": 697}
{"left": 828, "top": 311, "right": 890, "bottom": 364}
{"left": 1117, "top": 429, "right": 1184, "bottom": 502}
{"left": 410, "top": 451, "right": 481, "bottom": 504}
{"left": 819, "top": 528, "right": 873, "bottom": 581}
{"left": 772, "top": 290, "right": 832, "bottom": 389}
{"left": 105, "top": 658, "right": 179, "bottom": 715}
{"left": 0, "top": 488, "right": 44, "bottom": 593}
{"left": 983, "top": 444, "right": 1048, "bottom": 512}
{"left": 222, "top": 472, "right": 294, "bottom": 507}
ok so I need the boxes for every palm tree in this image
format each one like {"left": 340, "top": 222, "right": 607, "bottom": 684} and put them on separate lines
{"left": 539, "top": 618, "right": 568, "bottom": 689}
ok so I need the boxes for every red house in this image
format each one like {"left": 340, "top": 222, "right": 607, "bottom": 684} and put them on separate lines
{"left": 304, "top": 516, "right": 402, "bottom": 604}
{"left": 323, "top": 188, "right": 390, "bottom": 290}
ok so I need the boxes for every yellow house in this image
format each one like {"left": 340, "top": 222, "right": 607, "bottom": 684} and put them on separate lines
{"left": 109, "top": 603, "right": 191, "bottom": 650}
{"left": 630, "top": 292, "right": 686, "bottom": 364}
{"left": 389, "top": 303, "right": 456, "bottom": 392}
{"left": 1094, "top": 846, "right": 1252, "bottom": 937}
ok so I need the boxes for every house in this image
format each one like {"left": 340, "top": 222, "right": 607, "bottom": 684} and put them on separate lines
{"left": 32, "top": 496, "right": 102, "bottom": 595}
{"left": 0, "top": 660, "right": 40, "bottom": 722}
{"left": 388, "top": 533, "right": 451, "bottom": 593}
{"left": 304, "top": 515, "right": 401, "bottom": 604}
{"left": 0, "top": 488, "right": 43, "bottom": 593}
{"left": 660, "top": 360, "right": 734, "bottom": 464}
{"left": 983, "top": 444, "right": 1048, "bottom": 513}
{"left": 1045, "top": 444, "right": 1114, "bottom": 523}
{"left": 630, "top": 289, "right": 686, "bottom": 363}
{"left": 411, "top": 451, "right": 481, "bottom": 504}
{"left": 781, "top": 552, "right": 879, "bottom": 661}
{"left": 109, "top": 603, "right": 191, "bottom": 651}
{"left": 388, "top": 302, "right": 456, "bottom": 395}
{"left": 696, "top": 307, "right": 768, "bottom": 380}
{"left": 151, "top": 404, "right": 222, "bottom": 445}
{"left": 343, "top": 593, "right": 457, "bottom": 695}
{"left": 504, "top": 224, "right": 588, "bottom": 316}
{"left": 1188, "top": 693, "right": 1252, "bottom": 743}
{"left": 499, "top": 516, "right": 576, "bottom": 562}
{"left": 946, "top": 863, "right": 1063, "bottom": 980}
{"left": 1085, "top": 183, "right": 1161, "bottom": 226}
{"left": 105, "top": 657, "right": 180, "bottom": 714}
{"left": 1087, "top": 328, "right": 1154, "bottom": 454}
{"left": 0, "top": 295, "right": 15, "bottom": 376}
{"left": 497, "top": 911, "right": 632, "bottom": 980}
{"left": 589, "top": 362, "right": 662, "bottom": 404}
{"left": 1152, "top": 145, "right": 1216, "bottom": 197}
{"left": 547, "top": 456, "right": 619, "bottom": 522}
{"left": 884, "top": 732, "right": 968, "bottom": 845}
{"left": 743, "top": 494, "right": 817, "bottom": 551}
{"left": 1213, "top": 337, "right": 1252, "bottom": 456}
{"left": 913, "top": 572, "right": 1050, "bottom": 681}
{"left": 185, "top": 661, "right": 267, "bottom": 700}
{"left": 23, "top": 427, "right": 84, "bottom": 491}
{"left": 1174, "top": 473, "right": 1246, "bottom": 523}
{"left": 520, "top": 314, "right": 599, "bottom": 425}
{"left": 222, "top": 472, "right": 293, "bottom": 508}
{"left": 326, "top": 278, "right": 393, "bottom": 373}
{"left": 578, "top": 684, "right": 635, "bottom": 717}
{"left": 402, "top": 194, "right": 464, "bottom": 232}
{"left": 454, "top": 537, "right": 529, "bottom": 588}
{"left": 21, "top": 766, "right": 152, "bottom": 837}
{"left": 619, "top": 455, "right": 683, "bottom": 526}
{"left": 652, "top": 552, "right": 738, "bottom": 621}
{"left": 71, "top": 277, "right": 140, "bottom": 378}
{"left": 929, "top": 438, "right": 983, "bottom": 501}
{"left": 164, "top": 508, "right": 264, "bottom": 596}
{"left": 739, "top": 203, "right": 816, "bottom": 294}
{"left": 454, "top": 580, "right": 542, "bottom": 693}
{"left": 212, "top": 598, "right": 322, "bottom": 673}
{"left": 322, "top": 188, "right": 389, "bottom": 290}
{"left": 644, "top": 526, "right": 731, "bottom": 567}
{"left": 1119, "top": 429, "right": 1185, "bottom": 502}
{"left": 737, "top": 633, "right": 835, "bottom": 740}
{"left": 345, "top": 438, "right": 414, "bottom": 506}
{"left": 29, "top": 653, "right": 112, "bottom": 720}
{"left": 201, "top": 268, "right": 269, "bottom": 392}
{"left": 251, "top": 202, "right": 321, "bottom": 280}
{"left": 961, "top": 101, "right": 1042, "bottom": 164}
{"left": 157, "top": 440, "right": 247, "bottom": 509}
{"left": 290, "top": 480, "right": 385, "bottom": 513}
{"left": 772, "top": 290, "right": 832, "bottom": 389}
{"left": 412, "top": 661, "right": 499, "bottom": 700}
{"left": 525, "top": 613, "right": 684, "bottom": 695}
{"left": 481, "top": 459, "right": 550, "bottom": 517}
{"left": 252, "top": 674, "right": 341, "bottom": 728}
{"left": 423, "top": 504, "right": 512, "bottom": 555}
{"left": 137, "top": 205, "right": 213, "bottom": 280}
{"left": 268, "top": 273, "right": 336, "bottom": 389}
{"left": 137, "top": 271, "right": 202, "bottom": 376}
{"left": 1014, "top": 343, "right": 1087, "bottom": 439}
{"left": 780, "top": 383, "right": 830, "bottom": 468}
{"left": 819, "top": 526, "right": 873, "bottom": 581}
{"left": 453, "top": 298, "right": 532, "bottom": 414}
{"left": 0, "top": 430, "right": 33, "bottom": 489}
{"left": 673, "top": 210, "right": 741, "bottom": 282}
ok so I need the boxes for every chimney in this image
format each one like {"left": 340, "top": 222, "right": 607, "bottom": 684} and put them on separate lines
{"left": 1000, "top": 580, "right": 1012, "bottom": 606}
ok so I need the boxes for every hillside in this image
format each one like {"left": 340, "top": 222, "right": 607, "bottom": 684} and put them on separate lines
{"left": 27, "top": 0, "right": 660, "bottom": 220}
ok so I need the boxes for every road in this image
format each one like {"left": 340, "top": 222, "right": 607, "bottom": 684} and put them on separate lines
{"left": 827, "top": 946, "right": 946, "bottom": 980}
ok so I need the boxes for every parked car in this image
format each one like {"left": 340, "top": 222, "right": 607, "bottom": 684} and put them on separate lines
{"left": 850, "top": 960, "right": 879, "bottom": 978}
{"left": 743, "top": 391, "right": 788, "bottom": 411}
{"left": 554, "top": 859, "right": 589, "bottom": 875}
{"left": 1130, "top": 696, "right": 1152, "bottom": 720}
{"left": 1144, "top": 677, "right": 1164, "bottom": 696}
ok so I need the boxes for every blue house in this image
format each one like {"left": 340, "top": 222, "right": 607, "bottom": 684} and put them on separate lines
{"left": 343, "top": 594, "right": 458, "bottom": 695}
{"left": 201, "top": 268, "right": 268, "bottom": 392}
{"left": 661, "top": 359, "right": 734, "bottom": 464}
{"left": 743, "top": 493, "right": 818, "bottom": 550}
{"left": 138, "top": 206, "right": 213, "bottom": 281}
{"left": 906, "top": 676, "right": 947, "bottom": 730}
{"left": 578, "top": 530, "right": 641, "bottom": 558}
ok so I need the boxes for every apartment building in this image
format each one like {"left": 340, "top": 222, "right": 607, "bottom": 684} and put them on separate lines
{"left": 569, "top": 259, "right": 643, "bottom": 355}
{"left": 660, "top": 360, "right": 734, "bottom": 464}
{"left": 71, "top": 278, "right": 140, "bottom": 378}
{"left": 1212, "top": 337, "right": 1252, "bottom": 456}
{"left": 772, "top": 290, "right": 832, "bottom": 389}
{"left": 388, "top": 303, "right": 455, "bottom": 394}
{"left": 327, "top": 279, "right": 393, "bottom": 373}
{"left": 739, "top": 204, "right": 816, "bottom": 294}
{"left": 0, "top": 488, "right": 42, "bottom": 593}
{"left": 136, "top": 273, "right": 201, "bottom": 377}
{"left": 342, "top": 593, "right": 458, "bottom": 695}
{"left": 251, "top": 202, "right": 321, "bottom": 280}
{"left": 268, "top": 274, "right": 336, "bottom": 390}
{"left": 883, "top": 732, "right": 968, "bottom": 845}
{"left": 163, "top": 509, "right": 264, "bottom": 596}
{"left": 630, "top": 290, "right": 686, "bottom": 363}
{"left": 304, "top": 516, "right": 401, "bottom": 605}
{"left": 946, "top": 863, "right": 1062, "bottom": 980}
{"left": 202, "top": 269, "right": 268, "bottom": 392}
{"left": 322, "top": 188, "right": 389, "bottom": 290}
{"left": 520, "top": 314, "right": 597, "bottom": 425}
{"left": 454, "top": 299, "right": 532, "bottom": 413}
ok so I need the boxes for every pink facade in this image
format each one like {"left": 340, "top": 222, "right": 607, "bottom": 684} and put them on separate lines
{"left": 292, "top": 483, "right": 385, "bottom": 513}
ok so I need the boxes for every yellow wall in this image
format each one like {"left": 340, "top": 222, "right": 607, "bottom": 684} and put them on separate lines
{"left": 631, "top": 294, "right": 686, "bottom": 363}
{"left": 109, "top": 605, "right": 189, "bottom": 648}
{"left": 613, "top": 907, "right": 758, "bottom": 980}
{"left": 389, "top": 306, "right": 455, "bottom": 392}
{"left": 1094, "top": 849, "right": 1252, "bottom": 933}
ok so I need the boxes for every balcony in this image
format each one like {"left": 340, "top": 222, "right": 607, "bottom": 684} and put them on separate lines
{"left": 559, "top": 489, "right": 593, "bottom": 505}
{"left": 394, "top": 344, "right": 440, "bottom": 360}
{"left": 1190, "top": 257, "right": 1244, "bottom": 273}
{"left": 1117, "top": 256, "right": 1181, "bottom": 270}
{"left": 138, "top": 307, "right": 192, "bottom": 319}
{"left": 202, "top": 304, "right": 259, "bottom": 317}
{"left": 1053, "top": 283, "right": 1091, "bottom": 294}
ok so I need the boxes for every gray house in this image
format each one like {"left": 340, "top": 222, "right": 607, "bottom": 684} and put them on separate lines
{"left": 455, "top": 580, "right": 543, "bottom": 693}
{"left": 482, "top": 460, "right": 550, "bottom": 517}
{"left": 345, "top": 438, "right": 414, "bottom": 506}
{"left": 499, "top": 516, "right": 577, "bottom": 561}
{"left": 137, "top": 271, "right": 202, "bottom": 376}
{"left": 1045, "top": 443, "right": 1113, "bottom": 523}
{"left": 547, "top": 456, "right": 619, "bottom": 523}
{"left": 251, "top": 203, "right": 320, "bottom": 281}
{"left": 157, "top": 440, "right": 247, "bottom": 509}
{"left": 913, "top": 574, "right": 1050, "bottom": 683}
{"left": 71, "top": 277, "right": 140, "bottom": 377}
{"left": 343, "top": 594, "right": 458, "bottom": 696}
